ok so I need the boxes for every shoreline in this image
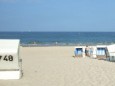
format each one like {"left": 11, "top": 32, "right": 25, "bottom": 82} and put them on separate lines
{"left": 20, "top": 43, "right": 112, "bottom": 47}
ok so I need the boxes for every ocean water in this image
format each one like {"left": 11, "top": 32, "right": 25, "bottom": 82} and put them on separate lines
{"left": 0, "top": 32, "right": 115, "bottom": 46}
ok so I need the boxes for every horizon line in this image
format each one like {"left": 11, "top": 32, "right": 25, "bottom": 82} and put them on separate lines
{"left": 0, "top": 31, "right": 115, "bottom": 32}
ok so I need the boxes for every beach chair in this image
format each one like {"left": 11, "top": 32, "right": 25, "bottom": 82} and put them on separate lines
{"left": 96, "top": 46, "right": 107, "bottom": 59}
{"left": 74, "top": 47, "right": 83, "bottom": 57}
{"left": 0, "top": 39, "right": 22, "bottom": 79}
{"left": 107, "top": 44, "right": 115, "bottom": 61}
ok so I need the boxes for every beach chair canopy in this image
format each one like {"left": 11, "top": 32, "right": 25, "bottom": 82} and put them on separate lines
{"left": 107, "top": 44, "right": 115, "bottom": 57}
{"left": 107, "top": 44, "right": 115, "bottom": 53}
{"left": 0, "top": 39, "right": 20, "bottom": 53}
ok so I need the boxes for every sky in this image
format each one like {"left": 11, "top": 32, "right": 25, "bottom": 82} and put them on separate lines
{"left": 0, "top": 0, "right": 115, "bottom": 32}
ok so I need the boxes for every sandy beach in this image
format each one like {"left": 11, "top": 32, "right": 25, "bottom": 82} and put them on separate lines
{"left": 1, "top": 46, "right": 115, "bottom": 86}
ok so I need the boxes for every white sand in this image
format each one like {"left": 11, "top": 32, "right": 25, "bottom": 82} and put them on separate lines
{"left": 1, "top": 46, "right": 115, "bottom": 86}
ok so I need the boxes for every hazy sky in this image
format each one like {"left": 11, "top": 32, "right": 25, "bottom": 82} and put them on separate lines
{"left": 0, "top": 0, "right": 115, "bottom": 32}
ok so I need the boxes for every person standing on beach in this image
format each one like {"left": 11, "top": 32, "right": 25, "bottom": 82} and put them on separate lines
{"left": 85, "top": 46, "right": 89, "bottom": 57}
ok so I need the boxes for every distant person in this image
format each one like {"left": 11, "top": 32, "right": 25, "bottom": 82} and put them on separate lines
{"left": 85, "top": 46, "right": 89, "bottom": 57}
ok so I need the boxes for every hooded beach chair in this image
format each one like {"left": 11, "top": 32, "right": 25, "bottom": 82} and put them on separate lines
{"left": 0, "top": 39, "right": 22, "bottom": 79}
{"left": 107, "top": 44, "right": 115, "bottom": 61}
{"left": 96, "top": 45, "right": 107, "bottom": 59}
{"left": 74, "top": 47, "right": 83, "bottom": 57}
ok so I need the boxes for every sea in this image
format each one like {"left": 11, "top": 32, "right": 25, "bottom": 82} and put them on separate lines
{"left": 0, "top": 32, "right": 115, "bottom": 46}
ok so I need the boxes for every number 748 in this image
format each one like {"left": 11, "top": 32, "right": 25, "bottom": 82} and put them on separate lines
{"left": 0, "top": 55, "right": 13, "bottom": 61}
